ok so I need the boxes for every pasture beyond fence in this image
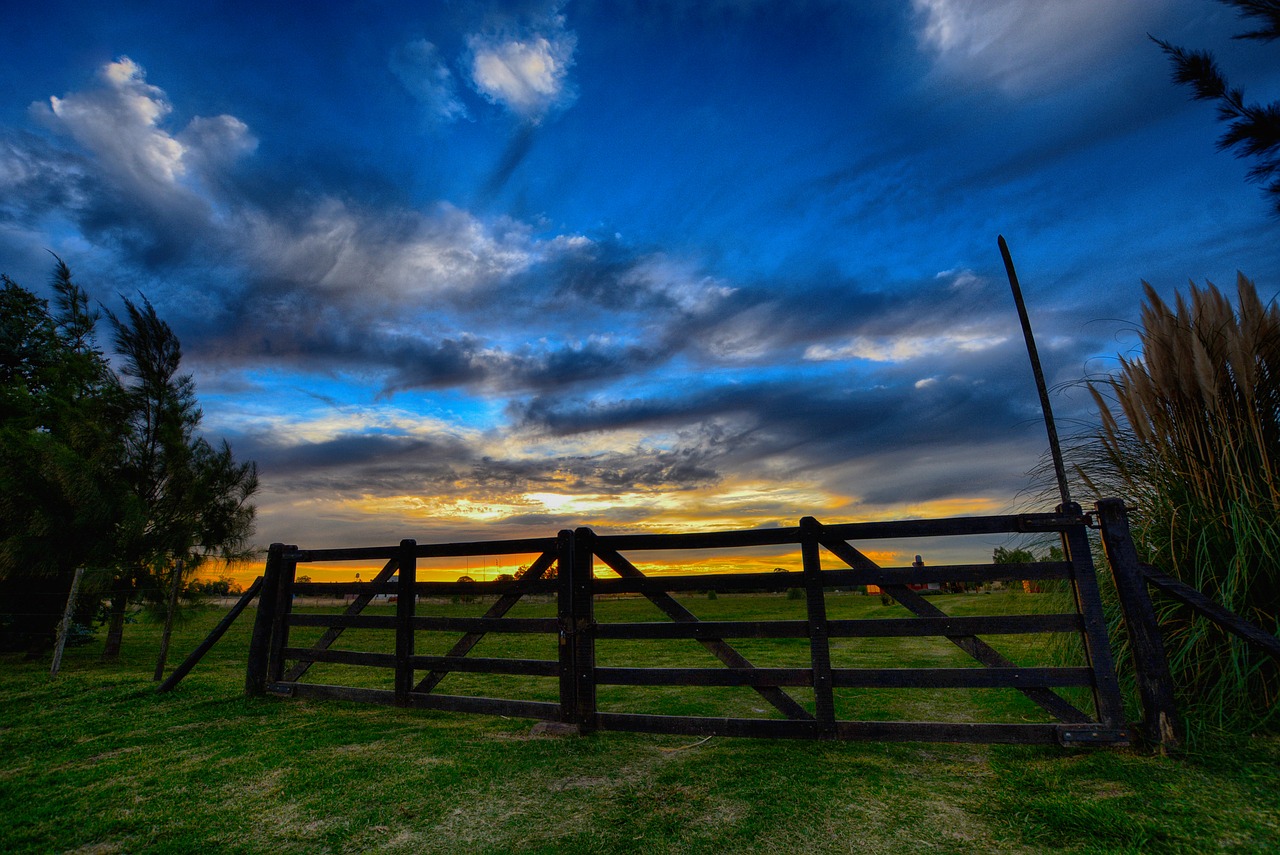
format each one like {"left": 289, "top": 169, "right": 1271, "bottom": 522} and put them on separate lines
{"left": 235, "top": 503, "right": 1152, "bottom": 747}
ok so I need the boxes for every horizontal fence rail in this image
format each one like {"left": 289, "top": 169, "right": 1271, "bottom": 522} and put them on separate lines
{"left": 246, "top": 506, "right": 1132, "bottom": 746}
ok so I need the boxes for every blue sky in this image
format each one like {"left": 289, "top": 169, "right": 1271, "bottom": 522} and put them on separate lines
{"left": 3, "top": 0, "right": 1279, "bottom": 573}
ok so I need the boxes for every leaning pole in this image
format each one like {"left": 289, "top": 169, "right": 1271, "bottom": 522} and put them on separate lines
{"left": 998, "top": 235, "right": 1072, "bottom": 510}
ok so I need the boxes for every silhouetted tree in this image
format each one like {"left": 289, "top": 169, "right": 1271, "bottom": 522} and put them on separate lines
{"left": 1154, "top": 1, "right": 1280, "bottom": 215}
{"left": 0, "top": 261, "right": 131, "bottom": 655}
{"left": 105, "top": 295, "right": 257, "bottom": 667}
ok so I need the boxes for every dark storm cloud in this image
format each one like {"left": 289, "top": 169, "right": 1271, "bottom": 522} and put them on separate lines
{"left": 512, "top": 365, "right": 1035, "bottom": 460}
{"left": 228, "top": 417, "right": 727, "bottom": 509}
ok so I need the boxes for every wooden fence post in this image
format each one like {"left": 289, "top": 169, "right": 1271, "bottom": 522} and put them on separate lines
{"left": 395, "top": 539, "right": 417, "bottom": 706}
{"left": 1060, "top": 505, "right": 1127, "bottom": 732}
{"left": 557, "top": 529, "right": 577, "bottom": 724}
{"left": 1095, "top": 498, "right": 1181, "bottom": 753}
{"left": 245, "top": 543, "right": 283, "bottom": 696}
{"left": 267, "top": 546, "right": 298, "bottom": 685}
{"left": 801, "top": 517, "right": 835, "bottom": 736}
{"left": 572, "top": 527, "right": 597, "bottom": 731}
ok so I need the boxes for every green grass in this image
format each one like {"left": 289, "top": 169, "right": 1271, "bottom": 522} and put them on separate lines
{"left": 2, "top": 591, "right": 1278, "bottom": 854}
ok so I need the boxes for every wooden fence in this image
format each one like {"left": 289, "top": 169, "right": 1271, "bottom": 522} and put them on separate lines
{"left": 244, "top": 503, "right": 1134, "bottom": 746}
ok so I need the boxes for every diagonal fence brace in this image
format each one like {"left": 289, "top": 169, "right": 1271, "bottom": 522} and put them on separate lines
{"left": 282, "top": 557, "right": 400, "bottom": 683}
{"left": 817, "top": 532, "right": 1092, "bottom": 724}
{"left": 413, "top": 549, "right": 558, "bottom": 694}
{"left": 592, "top": 544, "right": 815, "bottom": 722}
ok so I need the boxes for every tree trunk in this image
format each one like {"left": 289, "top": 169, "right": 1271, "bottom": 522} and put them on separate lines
{"left": 50, "top": 565, "right": 86, "bottom": 677}
{"left": 153, "top": 559, "right": 183, "bottom": 681}
{"left": 100, "top": 587, "right": 130, "bottom": 661}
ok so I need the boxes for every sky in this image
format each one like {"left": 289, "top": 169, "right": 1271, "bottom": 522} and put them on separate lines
{"left": 2, "top": 0, "right": 1279, "bottom": 581}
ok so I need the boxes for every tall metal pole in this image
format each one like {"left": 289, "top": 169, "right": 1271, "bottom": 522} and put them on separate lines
{"left": 998, "top": 235, "right": 1072, "bottom": 509}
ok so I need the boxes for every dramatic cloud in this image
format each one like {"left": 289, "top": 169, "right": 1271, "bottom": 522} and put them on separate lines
{"left": 6, "top": 1, "right": 1276, "bottom": 567}
{"left": 911, "top": 0, "right": 1165, "bottom": 95}
{"left": 466, "top": 18, "right": 577, "bottom": 120}
{"left": 34, "top": 57, "right": 255, "bottom": 193}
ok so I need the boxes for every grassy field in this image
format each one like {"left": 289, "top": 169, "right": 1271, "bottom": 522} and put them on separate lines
{"left": 2, "top": 590, "right": 1278, "bottom": 854}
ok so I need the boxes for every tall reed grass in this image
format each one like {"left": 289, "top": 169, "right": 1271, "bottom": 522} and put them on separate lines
{"left": 1080, "top": 273, "right": 1280, "bottom": 734}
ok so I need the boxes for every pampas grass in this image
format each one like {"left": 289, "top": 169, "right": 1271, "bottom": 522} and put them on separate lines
{"left": 1082, "top": 273, "right": 1280, "bottom": 735}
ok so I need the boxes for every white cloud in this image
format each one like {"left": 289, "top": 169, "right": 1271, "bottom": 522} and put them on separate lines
{"left": 35, "top": 56, "right": 254, "bottom": 192}
{"left": 935, "top": 267, "right": 982, "bottom": 291}
{"left": 804, "top": 331, "right": 1008, "bottom": 363}
{"left": 911, "top": 0, "right": 1165, "bottom": 96}
{"left": 391, "top": 39, "right": 468, "bottom": 123}
{"left": 242, "top": 198, "right": 580, "bottom": 303}
{"left": 467, "top": 20, "right": 577, "bottom": 121}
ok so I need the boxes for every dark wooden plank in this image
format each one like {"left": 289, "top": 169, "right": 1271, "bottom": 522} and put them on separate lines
{"left": 245, "top": 544, "right": 283, "bottom": 697}
{"left": 294, "top": 536, "right": 556, "bottom": 564}
{"left": 291, "top": 581, "right": 400, "bottom": 596}
{"left": 594, "top": 614, "right": 1081, "bottom": 641}
{"left": 1095, "top": 498, "right": 1182, "bottom": 751}
{"left": 588, "top": 562, "right": 1070, "bottom": 595}
{"left": 801, "top": 518, "right": 836, "bottom": 733}
{"left": 275, "top": 682, "right": 395, "bottom": 705}
{"left": 410, "top": 656, "right": 561, "bottom": 677}
{"left": 289, "top": 613, "right": 556, "bottom": 633}
{"left": 592, "top": 713, "right": 1104, "bottom": 744}
{"left": 1061, "top": 513, "right": 1127, "bottom": 729}
{"left": 410, "top": 578, "right": 559, "bottom": 597}
{"left": 594, "top": 712, "right": 819, "bottom": 739}
{"left": 818, "top": 533, "right": 1093, "bottom": 724}
{"left": 405, "top": 692, "right": 562, "bottom": 720}
{"left": 411, "top": 616, "right": 561, "bottom": 634}
{"left": 159, "top": 576, "right": 264, "bottom": 693}
{"left": 832, "top": 720, "right": 1088, "bottom": 745}
{"left": 809, "top": 511, "right": 1085, "bottom": 540}
{"left": 411, "top": 537, "right": 557, "bottom": 558}
{"left": 284, "top": 556, "right": 399, "bottom": 682}
{"left": 828, "top": 614, "right": 1083, "bottom": 637}
{"left": 830, "top": 667, "right": 1095, "bottom": 689}
{"left": 819, "top": 562, "right": 1072, "bottom": 588}
{"left": 593, "top": 543, "right": 815, "bottom": 722}
{"left": 593, "top": 527, "right": 803, "bottom": 551}
{"left": 1141, "top": 566, "right": 1280, "bottom": 661}
{"left": 590, "top": 571, "right": 803, "bottom": 595}
{"left": 596, "top": 620, "right": 810, "bottom": 640}
{"left": 413, "top": 549, "right": 557, "bottom": 694}
{"left": 281, "top": 682, "right": 563, "bottom": 722}
{"left": 292, "top": 546, "right": 399, "bottom": 563}
{"left": 290, "top": 614, "right": 397, "bottom": 630}
{"left": 266, "top": 547, "right": 298, "bottom": 684}
{"left": 395, "top": 539, "right": 416, "bottom": 705}
{"left": 281, "top": 647, "right": 396, "bottom": 668}
{"left": 595, "top": 667, "right": 813, "bottom": 687}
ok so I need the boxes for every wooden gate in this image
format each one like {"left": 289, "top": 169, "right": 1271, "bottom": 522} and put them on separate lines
{"left": 246, "top": 505, "right": 1129, "bottom": 745}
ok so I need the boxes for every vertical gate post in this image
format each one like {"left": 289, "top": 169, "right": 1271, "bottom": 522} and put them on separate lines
{"left": 800, "top": 517, "right": 835, "bottom": 736}
{"left": 556, "top": 529, "right": 576, "bottom": 723}
{"left": 1059, "top": 504, "right": 1127, "bottom": 731}
{"left": 1095, "top": 499, "right": 1181, "bottom": 753}
{"left": 395, "top": 539, "right": 417, "bottom": 706}
{"left": 246, "top": 543, "right": 284, "bottom": 696}
{"left": 571, "top": 527, "right": 597, "bottom": 730}
{"left": 266, "top": 546, "right": 299, "bottom": 684}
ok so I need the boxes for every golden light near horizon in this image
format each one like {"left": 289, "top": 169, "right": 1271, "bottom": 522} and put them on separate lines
{"left": 204, "top": 475, "right": 1018, "bottom": 589}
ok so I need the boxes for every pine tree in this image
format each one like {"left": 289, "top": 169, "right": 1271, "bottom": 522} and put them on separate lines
{"left": 1154, "top": 0, "right": 1280, "bottom": 215}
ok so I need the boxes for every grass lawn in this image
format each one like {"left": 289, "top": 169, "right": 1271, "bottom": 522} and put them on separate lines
{"left": 2, "top": 590, "right": 1277, "bottom": 853}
